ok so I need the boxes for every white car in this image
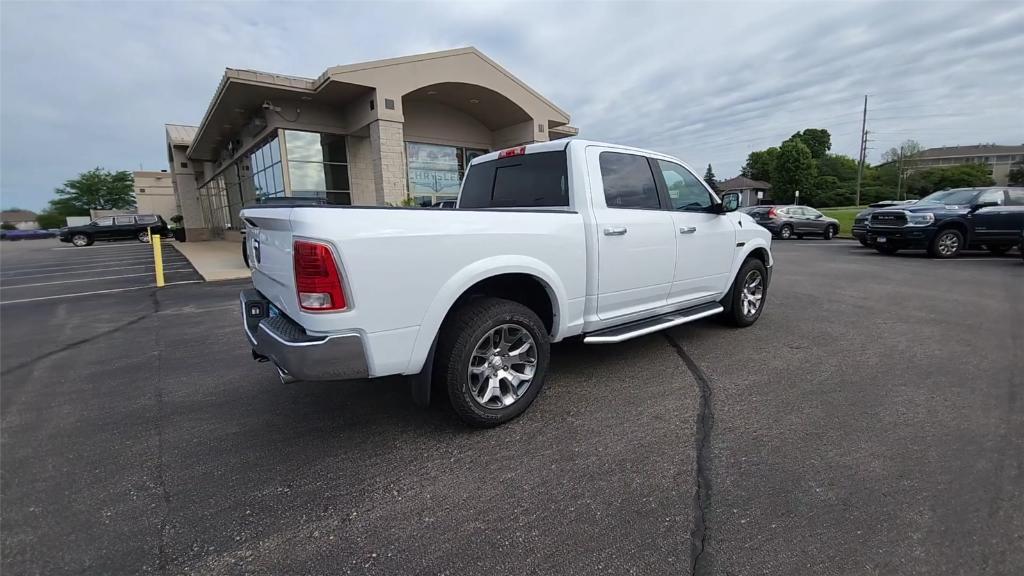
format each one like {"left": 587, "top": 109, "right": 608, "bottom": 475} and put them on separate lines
{"left": 240, "top": 139, "right": 773, "bottom": 426}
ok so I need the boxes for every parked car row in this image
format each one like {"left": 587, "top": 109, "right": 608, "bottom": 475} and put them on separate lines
{"left": 59, "top": 214, "right": 170, "bottom": 247}
{"left": 0, "top": 228, "right": 58, "bottom": 241}
{"left": 740, "top": 205, "right": 840, "bottom": 240}
{"left": 860, "top": 187, "right": 1024, "bottom": 258}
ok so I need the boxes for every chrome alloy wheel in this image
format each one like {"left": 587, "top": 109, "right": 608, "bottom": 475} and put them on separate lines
{"left": 468, "top": 324, "right": 537, "bottom": 409}
{"left": 741, "top": 269, "right": 764, "bottom": 318}
{"left": 937, "top": 232, "right": 959, "bottom": 256}
{"left": 72, "top": 234, "right": 89, "bottom": 247}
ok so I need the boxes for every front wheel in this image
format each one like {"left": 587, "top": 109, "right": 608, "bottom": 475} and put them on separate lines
{"left": 824, "top": 225, "right": 837, "bottom": 240}
{"left": 436, "top": 297, "right": 550, "bottom": 427}
{"left": 929, "top": 229, "right": 963, "bottom": 259}
{"left": 723, "top": 258, "right": 768, "bottom": 327}
{"left": 71, "top": 233, "right": 92, "bottom": 247}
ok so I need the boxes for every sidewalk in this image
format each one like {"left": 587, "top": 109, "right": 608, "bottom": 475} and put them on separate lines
{"left": 171, "top": 240, "right": 251, "bottom": 281}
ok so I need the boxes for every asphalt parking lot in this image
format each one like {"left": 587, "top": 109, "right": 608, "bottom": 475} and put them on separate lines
{"left": 0, "top": 239, "right": 202, "bottom": 304}
{"left": 1, "top": 239, "right": 1022, "bottom": 575}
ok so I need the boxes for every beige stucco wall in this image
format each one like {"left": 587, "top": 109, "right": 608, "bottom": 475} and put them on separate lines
{"left": 369, "top": 120, "right": 408, "bottom": 205}
{"left": 403, "top": 100, "right": 493, "bottom": 150}
{"left": 347, "top": 135, "right": 376, "bottom": 205}
{"left": 169, "top": 146, "right": 210, "bottom": 241}
{"left": 133, "top": 171, "right": 178, "bottom": 223}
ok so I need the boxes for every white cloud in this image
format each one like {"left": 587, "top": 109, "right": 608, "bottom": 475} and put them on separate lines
{"left": 2, "top": 0, "right": 1022, "bottom": 210}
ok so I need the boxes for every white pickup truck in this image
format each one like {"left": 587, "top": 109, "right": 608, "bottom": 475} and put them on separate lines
{"left": 240, "top": 139, "right": 773, "bottom": 426}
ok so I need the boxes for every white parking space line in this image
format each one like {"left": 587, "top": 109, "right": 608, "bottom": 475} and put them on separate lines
{"left": 0, "top": 281, "right": 203, "bottom": 304}
{"left": 0, "top": 263, "right": 185, "bottom": 280}
{"left": 52, "top": 243, "right": 175, "bottom": 251}
{"left": 1, "top": 257, "right": 188, "bottom": 273}
{"left": 0, "top": 268, "right": 196, "bottom": 289}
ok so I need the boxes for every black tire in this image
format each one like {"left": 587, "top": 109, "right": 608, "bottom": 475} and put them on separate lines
{"left": 824, "top": 225, "right": 837, "bottom": 240}
{"left": 779, "top": 225, "right": 793, "bottom": 240}
{"left": 928, "top": 228, "right": 963, "bottom": 259}
{"left": 875, "top": 244, "right": 899, "bottom": 255}
{"left": 71, "top": 233, "right": 92, "bottom": 247}
{"left": 137, "top": 230, "right": 150, "bottom": 243}
{"left": 986, "top": 244, "right": 1010, "bottom": 256}
{"left": 723, "top": 258, "right": 768, "bottom": 327}
{"left": 436, "top": 297, "right": 550, "bottom": 427}
{"left": 242, "top": 238, "right": 250, "bottom": 267}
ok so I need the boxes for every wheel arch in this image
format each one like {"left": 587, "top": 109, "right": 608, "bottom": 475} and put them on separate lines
{"left": 404, "top": 257, "right": 568, "bottom": 374}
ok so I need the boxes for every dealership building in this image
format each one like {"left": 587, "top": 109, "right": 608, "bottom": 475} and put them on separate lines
{"left": 164, "top": 47, "right": 577, "bottom": 241}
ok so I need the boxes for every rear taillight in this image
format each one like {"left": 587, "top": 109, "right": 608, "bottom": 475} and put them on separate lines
{"left": 767, "top": 207, "right": 778, "bottom": 218}
{"left": 293, "top": 240, "right": 347, "bottom": 311}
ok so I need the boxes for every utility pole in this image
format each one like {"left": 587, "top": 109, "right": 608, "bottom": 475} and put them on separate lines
{"left": 854, "top": 94, "right": 868, "bottom": 206}
{"left": 896, "top": 148, "right": 906, "bottom": 200}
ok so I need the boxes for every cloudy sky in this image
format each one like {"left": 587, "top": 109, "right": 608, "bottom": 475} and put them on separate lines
{"left": 2, "top": 0, "right": 1022, "bottom": 210}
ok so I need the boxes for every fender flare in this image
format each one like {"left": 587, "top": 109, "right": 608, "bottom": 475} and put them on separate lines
{"left": 403, "top": 255, "right": 570, "bottom": 374}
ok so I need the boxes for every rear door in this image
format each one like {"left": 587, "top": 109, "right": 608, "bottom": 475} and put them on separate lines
{"left": 653, "top": 159, "right": 735, "bottom": 302}
{"left": 803, "top": 207, "right": 828, "bottom": 234}
{"left": 113, "top": 215, "right": 137, "bottom": 239}
{"left": 586, "top": 147, "right": 676, "bottom": 320}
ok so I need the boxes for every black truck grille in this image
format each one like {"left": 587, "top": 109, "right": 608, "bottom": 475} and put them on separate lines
{"left": 870, "top": 211, "right": 907, "bottom": 227}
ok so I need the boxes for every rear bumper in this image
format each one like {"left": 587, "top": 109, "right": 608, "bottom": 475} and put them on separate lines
{"left": 240, "top": 288, "right": 369, "bottom": 381}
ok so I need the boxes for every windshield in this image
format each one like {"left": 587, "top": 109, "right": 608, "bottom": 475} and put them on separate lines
{"left": 916, "top": 189, "right": 978, "bottom": 205}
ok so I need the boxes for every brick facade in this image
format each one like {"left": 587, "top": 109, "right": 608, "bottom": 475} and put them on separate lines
{"left": 369, "top": 120, "right": 409, "bottom": 206}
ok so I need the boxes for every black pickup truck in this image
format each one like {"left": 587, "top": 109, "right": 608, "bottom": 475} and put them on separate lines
{"left": 866, "top": 187, "right": 1024, "bottom": 258}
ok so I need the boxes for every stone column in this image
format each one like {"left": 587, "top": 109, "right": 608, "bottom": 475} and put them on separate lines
{"left": 369, "top": 119, "right": 408, "bottom": 206}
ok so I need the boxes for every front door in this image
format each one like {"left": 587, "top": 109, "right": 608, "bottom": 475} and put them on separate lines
{"left": 113, "top": 215, "right": 138, "bottom": 240}
{"left": 90, "top": 216, "right": 116, "bottom": 240}
{"left": 653, "top": 159, "right": 736, "bottom": 303}
{"left": 587, "top": 147, "right": 676, "bottom": 320}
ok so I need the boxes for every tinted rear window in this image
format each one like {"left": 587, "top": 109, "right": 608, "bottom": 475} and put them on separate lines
{"left": 460, "top": 151, "right": 569, "bottom": 208}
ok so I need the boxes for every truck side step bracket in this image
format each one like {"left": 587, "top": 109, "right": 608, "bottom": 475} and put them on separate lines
{"left": 582, "top": 302, "right": 724, "bottom": 344}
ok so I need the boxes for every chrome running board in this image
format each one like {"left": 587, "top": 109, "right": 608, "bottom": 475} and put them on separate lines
{"left": 583, "top": 302, "right": 724, "bottom": 344}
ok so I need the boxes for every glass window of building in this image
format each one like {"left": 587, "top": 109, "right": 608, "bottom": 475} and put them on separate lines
{"left": 249, "top": 134, "right": 285, "bottom": 202}
{"left": 407, "top": 143, "right": 488, "bottom": 206}
{"left": 284, "top": 130, "right": 350, "bottom": 204}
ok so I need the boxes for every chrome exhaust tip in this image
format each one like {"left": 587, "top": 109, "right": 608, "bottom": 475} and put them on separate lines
{"left": 276, "top": 366, "right": 297, "bottom": 384}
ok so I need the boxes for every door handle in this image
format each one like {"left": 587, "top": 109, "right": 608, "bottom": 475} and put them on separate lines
{"left": 603, "top": 227, "right": 628, "bottom": 236}
{"left": 679, "top": 226, "right": 697, "bottom": 234}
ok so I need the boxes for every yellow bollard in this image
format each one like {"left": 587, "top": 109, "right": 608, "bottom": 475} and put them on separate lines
{"left": 150, "top": 226, "right": 165, "bottom": 287}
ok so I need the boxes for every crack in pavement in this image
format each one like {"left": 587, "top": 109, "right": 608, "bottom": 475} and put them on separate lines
{"left": 664, "top": 332, "right": 714, "bottom": 576}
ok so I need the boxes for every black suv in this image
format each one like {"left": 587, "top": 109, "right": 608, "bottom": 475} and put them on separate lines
{"left": 59, "top": 214, "right": 170, "bottom": 247}
{"left": 866, "top": 187, "right": 1024, "bottom": 258}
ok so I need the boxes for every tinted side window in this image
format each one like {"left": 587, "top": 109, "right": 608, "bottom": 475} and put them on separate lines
{"left": 977, "top": 189, "right": 1005, "bottom": 205}
{"left": 114, "top": 216, "right": 135, "bottom": 225}
{"left": 1007, "top": 190, "right": 1024, "bottom": 206}
{"left": 93, "top": 217, "right": 114, "bottom": 226}
{"left": 460, "top": 151, "right": 568, "bottom": 208}
{"left": 599, "top": 152, "right": 660, "bottom": 209}
{"left": 656, "top": 160, "right": 713, "bottom": 211}
{"left": 137, "top": 215, "right": 158, "bottom": 224}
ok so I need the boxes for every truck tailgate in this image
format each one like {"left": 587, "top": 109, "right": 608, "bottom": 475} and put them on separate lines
{"left": 242, "top": 207, "right": 300, "bottom": 318}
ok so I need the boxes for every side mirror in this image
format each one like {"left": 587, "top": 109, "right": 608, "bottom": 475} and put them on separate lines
{"left": 971, "top": 201, "right": 998, "bottom": 212}
{"left": 720, "top": 192, "right": 740, "bottom": 213}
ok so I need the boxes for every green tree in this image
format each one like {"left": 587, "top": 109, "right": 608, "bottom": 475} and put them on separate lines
{"left": 771, "top": 139, "right": 815, "bottom": 204}
{"left": 1, "top": 222, "right": 17, "bottom": 231}
{"left": 1008, "top": 159, "right": 1024, "bottom": 186}
{"left": 36, "top": 212, "right": 69, "bottom": 229}
{"left": 880, "top": 139, "right": 923, "bottom": 164}
{"left": 703, "top": 164, "right": 719, "bottom": 191}
{"left": 741, "top": 147, "right": 778, "bottom": 181}
{"left": 816, "top": 154, "right": 859, "bottom": 183}
{"left": 789, "top": 128, "right": 832, "bottom": 159}
{"left": 53, "top": 168, "right": 135, "bottom": 211}
{"left": 905, "top": 164, "right": 995, "bottom": 197}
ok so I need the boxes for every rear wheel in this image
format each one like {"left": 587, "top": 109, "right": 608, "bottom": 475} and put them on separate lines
{"left": 137, "top": 230, "right": 150, "bottom": 243}
{"left": 929, "top": 229, "right": 963, "bottom": 259}
{"left": 436, "top": 297, "right": 550, "bottom": 427}
{"left": 723, "top": 258, "right": 768, "bottom": 327}
{"left": 824, "top": 225, "right": 837, "bottom": 240}
{"left": 779, "top": 225, "right": 793, "bottom": 240}
{"left": 71, "top": 233, "right": 92, "bottom": 247}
